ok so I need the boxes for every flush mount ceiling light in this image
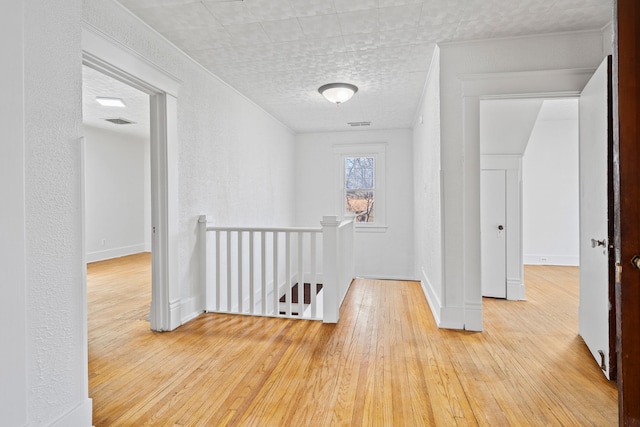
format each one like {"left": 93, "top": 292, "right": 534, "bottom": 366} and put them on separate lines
{"left": 318, "top": 83, "right": 358, "bottom": 104}
{"left": 96, "top": 96, "right": 126, "bottom": 107}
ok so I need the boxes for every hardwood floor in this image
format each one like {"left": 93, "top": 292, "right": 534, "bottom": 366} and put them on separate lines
{"left": 88, "top": 256, "right": 617, "bottom": 426}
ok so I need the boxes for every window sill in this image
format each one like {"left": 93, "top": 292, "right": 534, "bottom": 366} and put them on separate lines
{"left": 354, "top": 224, "right": 387, "bottom": 233}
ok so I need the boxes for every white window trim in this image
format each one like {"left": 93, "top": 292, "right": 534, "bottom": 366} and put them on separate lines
{"left": 334, "top": 143, "right": 387, "bottom": 232}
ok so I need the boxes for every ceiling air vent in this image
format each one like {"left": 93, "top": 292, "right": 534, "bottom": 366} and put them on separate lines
{"left": 347, "top": 121, "right": 372, "bottom": 127}
{"left": 104, "top": 118, "right": 136, "bottom": 125}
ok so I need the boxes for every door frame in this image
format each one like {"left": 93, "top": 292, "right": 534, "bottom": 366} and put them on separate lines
{"left": 613, "top": 0, "right": 640, "bottom": 422}
{"left": 460, "top": 68, "right": 596, "bottom": 330}
{"left": 81, "top": 23, "right": 182, "bottom": 331}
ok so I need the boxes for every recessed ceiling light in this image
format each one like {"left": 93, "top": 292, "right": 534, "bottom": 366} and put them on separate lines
{"left": 318, "top": 83, "right": 358, "bottom": 104}
{"left": 96, "top": 97, "right": 126, "bottom": 107}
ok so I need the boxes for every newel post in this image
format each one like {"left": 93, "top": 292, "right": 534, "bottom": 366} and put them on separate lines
{"left": 198, "top": 215, "right": 209, "bottom": 312}
{"left": 321, "top": 215, "right": 340, "bottom": 323}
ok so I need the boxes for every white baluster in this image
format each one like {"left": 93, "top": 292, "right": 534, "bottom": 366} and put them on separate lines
{"left": 261, "top": 231, "right": 266, "bottom": 316}
{"left": 215, "top": 231, "right": 221, "bottom": 312}
{"left": 226, "top": 231, "right": 232, "bottom": 312}
{"left": 238, "top": 230, "right": 243, "bottom": 314}
{"left": 285, "top": 231, "right": 291, "bottom": 316}
{"left": 310, "top": 232, "right": 317, "bottom": 319}
{"left": 249, "top": 231, "right": 254, "bottom": 315}
{"left": 297, "top": 232, "right": 303, "bottom": 317}
{"left": 273, "top": 231, "right": 279, "bottom": 317}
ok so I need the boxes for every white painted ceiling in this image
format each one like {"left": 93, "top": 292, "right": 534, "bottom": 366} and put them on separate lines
{"left": 114, "top": 0, "right": 612, "bottom": 132}
{"left": 82, "top": 65, "right": 151, "bottom": 139}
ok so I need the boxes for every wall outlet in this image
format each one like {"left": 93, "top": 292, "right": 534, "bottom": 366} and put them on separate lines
{"left": 540, "top": 257, "right": 548, "bottom": 263}
{"left": 101, "top": 238, "right": 106, "bottom": 246}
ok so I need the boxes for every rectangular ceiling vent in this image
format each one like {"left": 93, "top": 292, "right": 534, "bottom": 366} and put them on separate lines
{"left": 104, "top": 118, "right": 136, "bottom": 125}
{"left": 347, "top": 121, "right": 372, "bottom": 127}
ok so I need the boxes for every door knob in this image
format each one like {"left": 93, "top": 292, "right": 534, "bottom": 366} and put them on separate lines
{"left": 632, "top": 256, "right": 640, "bottom": 270}
{"left": 498, "top": 225, "right": 504, "bottom": 230}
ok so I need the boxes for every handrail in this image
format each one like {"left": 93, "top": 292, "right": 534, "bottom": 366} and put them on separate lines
{"left": 206, "top": 225, "right": 321, "bottom": 233}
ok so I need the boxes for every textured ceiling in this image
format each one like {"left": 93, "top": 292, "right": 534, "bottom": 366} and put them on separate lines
{"left": 82, "top": 65, "right": 151, "bottom": 139}
{"left": 115, "top": 0, "right": 612, "bottom": 132}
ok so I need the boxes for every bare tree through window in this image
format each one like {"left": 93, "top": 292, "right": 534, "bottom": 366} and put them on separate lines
{"left": 345, "top": 157, "right": 375, "bottom": 222}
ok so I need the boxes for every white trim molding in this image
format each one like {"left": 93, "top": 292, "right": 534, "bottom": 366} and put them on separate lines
{"left": 451, "top": 67, "right": 598, "bottom": 332}
{"left": 49, "top": 399, "right": 93, "bottom": 427}
{"left": 507, "top": 279, "right": 526, "bottom": 301}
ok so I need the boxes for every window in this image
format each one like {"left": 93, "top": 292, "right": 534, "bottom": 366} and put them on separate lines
{"left": 345, "top": 157, "right": 375, "bottom": 222}
{"left": 334, "top": 143, "right": 386, "bottom": 231}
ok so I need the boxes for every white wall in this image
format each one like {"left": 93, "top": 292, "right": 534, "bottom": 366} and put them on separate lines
{"left": 295, "top": 129, "right": 414, "bottom": 280}
{"left": 84, "top": 125, "right": 150, "bottom": 262}
{"left": 0, "top": 2, "right": 28, "bottom": 425}
{"left": 413, "top": 47, "right": 444, "bottom": 320}
{"left": 83, "top": 0, "right": 297, "bottom": 323}
{"left": 523, "top": 105, "right": 580, "bottom": 266}
{"left": 433, "top": 30, "right": 606, "bottom": 330}
{"left": 0, "top": 0, "right": 297, "bottom": 424}
{"left": 5, "top": 0, "right": 93, "bottom": 425}
{"left": 480, "top": 99, "right": 543, "bottom": 155}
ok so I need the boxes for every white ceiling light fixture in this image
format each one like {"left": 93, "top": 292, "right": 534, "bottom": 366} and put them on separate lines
{"left": 96, "top": 96, "right": 126, "bottom": 107}
{"left": 318, "top": 83, "right": 358, "bottom": 104}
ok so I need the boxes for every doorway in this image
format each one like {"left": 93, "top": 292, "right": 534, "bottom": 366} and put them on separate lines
{"left": 82, "top": 64, "right": 152, "bottom": 323}
{"left": 82, "top": 25, "right": 181, "bottom": 331}
{"left": 479, "top": 88, "right": 614, "bottom": 379}
{"left": 479, "top": 97, "right": 581, "bottom": 301}
{"left": 82, "top": 65, "right": 151, "bottom": 264}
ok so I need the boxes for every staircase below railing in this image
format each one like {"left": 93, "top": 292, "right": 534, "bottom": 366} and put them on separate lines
{"left": 198, "top": 215, "right": 355, "bottom": 323}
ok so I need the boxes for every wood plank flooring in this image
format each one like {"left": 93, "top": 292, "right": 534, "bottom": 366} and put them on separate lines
{"left": 88, "top": 256, "right": 617, "bottom": 426}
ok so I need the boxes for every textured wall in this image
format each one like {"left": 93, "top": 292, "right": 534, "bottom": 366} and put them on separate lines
{"left": 295, "top": 129, "right": 414, "bottom": 280}
{"left": 0, "top": 2, "right": 28, "bottom": 425}
{"left": 23, "top": 0, "right": 90, "bottom": 424}
{"left": 82, "top": 0, "right": 296, "bottom": 320}
{"left": 412, "top": 47, "right": 443, "bottom": 307}
{"left": 84, "top": 125, "right": 148, "bottom": 261}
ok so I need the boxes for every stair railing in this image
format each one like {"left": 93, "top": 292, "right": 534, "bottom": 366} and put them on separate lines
{"left": 198, "top": 215, "right": 354, "bottom": 323}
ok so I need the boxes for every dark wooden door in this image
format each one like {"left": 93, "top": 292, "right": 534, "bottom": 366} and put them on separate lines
{"left": 614, "top": 0, "right": 640, "bottom": 424}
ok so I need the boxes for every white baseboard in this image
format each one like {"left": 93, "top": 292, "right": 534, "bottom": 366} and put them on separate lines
{"left": 181, "top": 295, "right": 204, "bottom": 324}
{"left": 507, "top": 279, "right": 526, "bottom": 301}
{"left": 420, "top": 268, "right": 442, "bottom": 326}
{"left": 357, "top": 274, "right": 419, "bottom": 281}
{"left": 440, "top": 306, "right": 465, "bottom": 330}
{"left": 420, "top": 268, "right": 467, "bottom": 331}
{"left": 523, "top": 254, "right": 579, "bottom": 266}
{"left": 86, "top": 244, "right": 146, "bottom": 263}
{"left": 464, "top": 302, "right": 483, "bottom": 331}
{"left": 50, "top": 398, "right": 93, "bottom": 427}
{"left": 169, "top": 298, "right": 181, "bottom": 331}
